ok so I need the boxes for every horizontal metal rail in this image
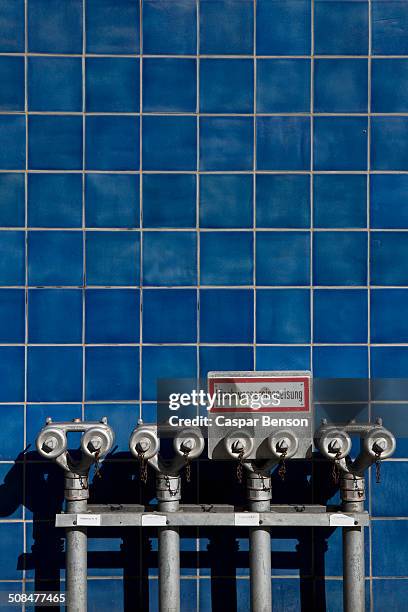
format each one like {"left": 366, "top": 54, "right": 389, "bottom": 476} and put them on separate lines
{"left": 55, "top": 504, "right": 369, "bottom": 528}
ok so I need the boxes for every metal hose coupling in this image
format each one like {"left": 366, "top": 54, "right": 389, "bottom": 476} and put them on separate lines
{"left": 36, "top": 417, "right": 115, "bottom": 500}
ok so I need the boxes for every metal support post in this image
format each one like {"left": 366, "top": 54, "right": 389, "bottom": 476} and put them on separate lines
{"left": 247, "top": 472, "right": 272, "bottom": 612}
{"left": 157, "top": 474, "right": 181, "bottom": 612}
{"left": 65, "top": 472, "right": 89, "bottom": 612}
{"left": 341, "top": 473, "right": 365, "bottom": 612}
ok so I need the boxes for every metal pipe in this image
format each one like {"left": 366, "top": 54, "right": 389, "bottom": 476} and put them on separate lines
{"left": 341, "top": 475, "right": 365, "bottom": 612}
{"left": 157, "top": 475, "right": 181, "bottom": 612}
{"left": 66, "top": 498, "right": 87, "bottom": 612}
{"left": 247, "top": 473, "right": 272, "bottom": 612}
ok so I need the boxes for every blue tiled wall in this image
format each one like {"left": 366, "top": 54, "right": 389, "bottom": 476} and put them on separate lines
{"left": 0, "top": 1, "right": 407, "bottom": 610}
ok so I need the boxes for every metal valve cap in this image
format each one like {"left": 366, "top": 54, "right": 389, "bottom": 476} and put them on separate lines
{"left": 36, "top": 427, "right": 67, "bottom": 459}
{"left": 223, "top": 429, "right": 254, "bottom": 459}
{"left": 174, "top": 427, "right": 205, "bottom": 459}
{"left": 129, "top": 426, "right": 159, "bottom": 460}
{"left": 317, "top": 427, "right": 352, "bottom": 460}
{"left": 364, "top": 426, "right": 396, "bottom": 459}
{"left": 81, "top": 425, "right": 115, "bottom": 459}
{"left": 266, "top": 429, "right": 299, "bottom": 459}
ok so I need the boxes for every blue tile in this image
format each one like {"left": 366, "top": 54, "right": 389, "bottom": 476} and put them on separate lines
{"left": 26, "top": 404, "right": 82, "bottom": 452}
{"left": 28, "top": 0, "right": 83, "bottom": 53}
{"left": 200, "top": 59, "right": 253, "bottom": 113}
{"left": 200, "top": 231, "right": 253, "bottom": 286}
{"left": 0, "top": 347, "right": 24, "bottom": 401}
{"left": 28, "top": 231, "right": 83, "bottom": 286}
{"left": 314, "top": 290, "right": 367, "bottom": 343}
{"left": 85, "top": 289, "right": 139, "bottom": 343}
{"left": 371, "top": 175, "right": 408, "bottom": 229}
{"left": 257, "top": 117, "right": 310, "bottom": 171}
{"left": 200, "top": 289, "right": 253, "bottom": 343}
{"left": 314, "top": 175, "right": 367, "bottom": 229}
{"left": 86, "top": 58, "right": 139, "bottom": 113}
{"left": 28, "top": 289, "right": 82, "bottom": 344}
{"left": 28, "top": 116, "right": 82, "bottom": 171}
{"left": 143, "top": 116, "right": 196, "bottom": 171}
{"left": 199, "top": 346, "right": 253, "bottom": 379}
{"left": 86, "top": 231, "right": 140, "bottom": 286}
{"left": 0, "top": 231, "right": 25, "bottom": 286}
{"left": 86, "top": 0, "right": 139, "bottom": 54}
{"left": 85, "top": 404, "right": 137, "bottom": 454}
{"left": 313, "top": 231, "right": 367, "bottom": 286}
{"left": 0, "top": 523, "right": 23, "bottom": 580}
{"left": 371, "top": 403, "right": 408, "bottom": 458}
{"left": 86, "top": 116, "right": 140, "bottom": 171}
{"left": 28, "top": 346, "right": 82, "bottom": 402}
{"left": 256, "top": 175, "right": 310, "bottom": 229}
{"left": 371, "top": 347, "right": 408, "bottom": 401}
{"left": 372, "top": 520, "right": 408, "bottom": 576}
{"left": 373, "top": 579, "right": 408, "bottom": 611}
{"left": 256, "top": 231, "right": 310, "bottom": 286}
{"left": 256, "top": 346, "right": 311, "bottom": 371}
{"left": 0, "top": 463, "right": 22, "bottom": 519}
{"left": 200, "top": 174, "right": 252, "bottom": 229}
{"left": 256, "top": 289, "right": 310, "bottom": 344}
{"left": 200, "top": 0, "right": 253, "bottom": 54}
{"left": 314, "top": 117, "right": 367, "bottom": 171}
{"left": 28, "top": 57, "right": 82, "bottom": 112}
{"left": 142, "top": 346, "right": 196, "bottom": 400}
{"left": 86, "top": 174, "right": 139, "bottom": 229}
{"left": 86, "top": 537, "right": 124, "bottom": 577}
{"left": 272, "top": 579, "right": 314, "bottom": 611}
{"left": 257, "top": 59, "right": 310, "bottom": 113}
{"left": 372, "top": 59, "right": 408, "bottom": 113}
{"left": 200, "top": 117, "right": 253, "bottom": 171}
{"left": 315, "top": 0, "right": 368, "bottom": 55}
{"left": 143, "top": 289, "right": 197, "bottom": 343}
{"left": 141, "top": 402, "right": 156, "bottom": 423}
{"left": 0, "top": 116, "right": 25, "bottom": 170}
{"left": 0, "top": 405, "right": 23, "bottom": 459}
{"left": 372, "top": 2, "right": 408, "bottom": 55}
{"left": 143, "top": 175, "right": 196, "bottom": 229}
{"left": 28, "top": 174, "right": 82, "bottom": 228}
{"left": 143, "top": 231, "right": 196, "bottom": 286}
{"left": 372, "top": 462, "right": 408, "bottom": 517}
{"left": 143, "top": 0, "right": 196, "bottom": 55}
{"left": 0, "top": 57, "right": 24, "bottom": 111}
{"left": 0, "top": 290, "right": 25, "bottom": 342}
{"left": 314, "top": 59, "right": 367, "bottom": 113}
{"left": 87, "top": 580, "right": 124, "bottom": 611}
{"left": 257, "top": 0, "right": 310, "bottom": 55}
{"left": 143, "top": 59, "right": 196, "bottom": 113}
{"left": 371, "top": 289, "right": 408, "bottom": 343}
{"left": 371, "top": 117, "right": 408, "bottom": 171}
{"left": 0, "top": 1, "right": 24, "bottom": 52}
{"left": 371, "top": 232, "right": 408, "bottom": 286}
{"left": 85, "top": 346, "right": 139, "bottom": 401}
{"left": 0, "top": 174, "right": 25, "bottom": 227}
{"left": 313, "top": 346, "right": 368, "bottom": 378}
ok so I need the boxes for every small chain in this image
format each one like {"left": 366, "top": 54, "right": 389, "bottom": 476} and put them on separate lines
{"left": 260, "top": 475, "right": 271, "bottom": 491}
{"left": 278, "top": 450, "right": 288, "bottom": 481}
{"left": 331, "top": 450, "right": 342, "bottom": 485}
{"left": 375, "top": 451, "right": 382, "bottom": 484}
{"left": 93, "top": 450, "right": 101, "bottom": 480}
{"left": 236, "top": 450, "right": 245, "bottom": 484}
{"left": 138, "top": 451, "right": 148, "bottom": 485}
{"left": 183, "top": 451, "right": 191, "bottom": 483}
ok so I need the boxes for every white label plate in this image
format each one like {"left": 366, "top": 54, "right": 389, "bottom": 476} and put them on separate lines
{"left": 142, "top": 514, "right": 167, "bottom": 526}
{"left": 329, "top": 513, "right": 355, "bottom": 526}
{"left": 77, "top": 514, "right": 101, "bottom": 526}
{"left": 234, "top": 512, "right": 259, "bottom": 526}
